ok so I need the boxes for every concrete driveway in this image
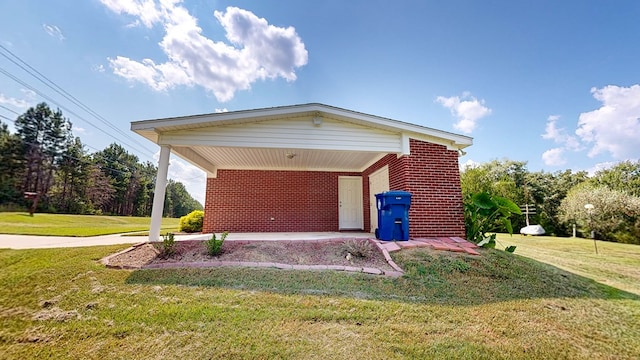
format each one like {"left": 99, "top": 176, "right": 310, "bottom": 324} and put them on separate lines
{"left": 0, "top": 232, "right": 371, "bottom": 249}
{"left": 0, "top": 233, "right": 204, "bottom": 249}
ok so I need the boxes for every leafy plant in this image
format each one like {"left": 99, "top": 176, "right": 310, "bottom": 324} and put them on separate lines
{"left": 341, "top": 239, "right": 374, "bottom": 258}
{"left": 206, "top": 231, "right": 228, "bottom": 256}
{"left": 159, "top": 232, "right": 176, "bottom": 258}
{"left": 179, "top": 210, "right": 204, "bottom": 233}
{"left": 464, "top": 192, "right": 521, "bottom": 251}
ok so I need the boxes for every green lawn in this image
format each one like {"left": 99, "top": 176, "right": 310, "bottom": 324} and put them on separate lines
{"left": 1, "top": 243, "right": 638, "bottom": 359}
{"left": 0, "top": 212, "right": 180, "bottom": 236}
{"left": 496, "top": 233, "right": 640, "bottom": 296}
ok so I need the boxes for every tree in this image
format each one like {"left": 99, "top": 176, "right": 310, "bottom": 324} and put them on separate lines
{"left": 460, "top": 159, "right": 528, "bottom": 230}
{"left": 0, "top": 121, "right": 26, "bottom": 205}
{"left": 50, "top": 137, "right": 91, "bottom": 213}
{"left": 93, "top": 143, "right": 140, "bottom": 215}
{"left": 525, "top": 169, "right": 588, "bottom": 236}
{"left": 164, "top": 179, "right": 203, "bottom": 218}
{"left": 559, "top": 183, "right": 640, "bottom": 244}
{"left": 14, "top": 103, "right": 72, "bottom": 211}
{"left": 591, "top": 160, "right": 640, "bottom": 197}
{"left": 133, "top": 161, "right": 157, "bottom": 216}
{"left": 1, "top": 103, "right": 203, "bottom": 217}
{"left": 84, "top": 163, "right": 115, "bottom": 214}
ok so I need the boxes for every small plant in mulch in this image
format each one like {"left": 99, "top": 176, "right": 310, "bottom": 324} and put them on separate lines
{"left": 205, "top": 231, "right": 229, "bottom": 256}
{"left": 341, "top": 239, "right": 373, "bottom": 259}
{"left": 158, "top": 232, "right": 176, "bottom": 259}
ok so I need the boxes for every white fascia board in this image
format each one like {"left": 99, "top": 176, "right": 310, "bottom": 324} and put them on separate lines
{"left": 404, "top": 132, "right": 472, "bottom": 151}
{"left": 131, "top": 103, "right": 473, "bottom": 149}
{"left": 312, "top": 105, "right": 473, "bottom": 148}
{"left": 130, "top": 104, "right": 318, "bottom": 132}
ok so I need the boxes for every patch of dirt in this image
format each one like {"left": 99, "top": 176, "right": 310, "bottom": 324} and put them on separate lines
{"left": 32, "top": 307, "right": 80, "bottom": 322}
{"left": 107, "top": 239, "right": 395, "bottom": 272}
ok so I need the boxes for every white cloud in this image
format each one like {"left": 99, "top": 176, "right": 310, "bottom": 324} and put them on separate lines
{"left": 100, "top": 0, "right": 162, "bottom": 28}
{"left": 43, "top": 24, "right": 65, "bottom": 40}
{"left": 0, "top": 93, "right": 31, "bottom": 108}
{"left": 436, "top": 92, "right": 491, "bottom": 133}
{"left": 93, "top": 64, "right": 106, "bottom": 73}
{"left": 542, "top": 115, "right": 581, "bottom": 151}
{"left": 73, "top": 126, "right": 86, "bottom": 134}
{"left": 542, "top": 148, "right": 566, "bottom": 166}
{"left": 100, "top": 1, "right": 308, "bottom": 102}
{"left": 576, "top": 84, "right": 640, "bottom": 159}
{"left": 214, "top": 108, "right": 228, "bottom": 113}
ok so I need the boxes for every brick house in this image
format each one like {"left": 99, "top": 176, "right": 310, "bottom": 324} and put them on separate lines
{"left": 131, "top": 103, "right": 473, "bottom": 241}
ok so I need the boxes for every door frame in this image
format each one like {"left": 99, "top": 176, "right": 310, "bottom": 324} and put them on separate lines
{"left": 338, "top": 176, "right": 364, "bottom": 230}
{"left": 368, "top": 165, "right": 390, "bottom": 233}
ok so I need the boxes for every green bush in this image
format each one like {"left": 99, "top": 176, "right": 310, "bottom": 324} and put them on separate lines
{"left": 464, "top": 192, "right": 521, "bottom": 251}
{"left": 206, "top": 231, "right": 228, "bottom": 256}
{"left": 179, "top": 210, "right": 204, "bottom": 233}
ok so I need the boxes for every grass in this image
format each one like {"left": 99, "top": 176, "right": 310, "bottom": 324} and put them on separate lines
{"left": 1, "top": 244, "right": 639, "bottom": 359}
{"left": 0, "top": 212, "right": 180, "bottom": 237}
{"left": 496, "top": 233, "right": 640, "bottom": 296}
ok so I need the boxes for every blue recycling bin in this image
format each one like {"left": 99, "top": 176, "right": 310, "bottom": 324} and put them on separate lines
{"left": 375, "top": 191, "right": 411, "bottom": 241}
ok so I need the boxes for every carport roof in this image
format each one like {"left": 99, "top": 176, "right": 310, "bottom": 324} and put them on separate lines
{"left": 131, "top": 103, "right": 473, "bottom": 176}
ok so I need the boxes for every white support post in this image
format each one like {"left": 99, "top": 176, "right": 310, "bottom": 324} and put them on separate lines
{"left": 149, "top": 145, "right": 171, "bottom": 242}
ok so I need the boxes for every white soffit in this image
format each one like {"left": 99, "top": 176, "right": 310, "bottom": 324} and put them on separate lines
{"left": 173, "top": 146, "right": 388, "bottom": 173}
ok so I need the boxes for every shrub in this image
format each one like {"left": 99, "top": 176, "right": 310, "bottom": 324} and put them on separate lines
{"left": 464, "top": 192, "right": 521, "bottom": 251}
{"left": 206, "top": 231, "right": 228, "bottom": 256}
{"left": 159, "top": 232, "right": 176, "bottom": 259}
{"left": 179, "top": 210, "right": 204, "bottom": 233}
{"left": 341, "top": 239, "right": 373, "bottom": 258}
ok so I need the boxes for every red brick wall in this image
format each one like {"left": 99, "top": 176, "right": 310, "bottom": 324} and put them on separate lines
{"left": 203, "top": 170, "right": 359, "bottom": 233}
{"left": 202, "top": 139, "right": 465, "bottom": 238}
{"left": 403, "top": 139, "right": 466, "bottom": 238}
{"left": 362, "top": 140, "right": 466, "bottom": 238}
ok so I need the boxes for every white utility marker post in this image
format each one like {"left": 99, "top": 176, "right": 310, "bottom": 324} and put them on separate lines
{"left": 149, "top": 145, "right": 171, "bottom": 242}
{"left": 584, "top": 203, "right": 597, "bottom": 254}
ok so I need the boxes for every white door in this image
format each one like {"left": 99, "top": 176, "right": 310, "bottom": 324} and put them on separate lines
{"left": 369, "top": 166, "right": 389, "bottom": 233}
{"left": 338, "top": 176, "right": 363, "bottom": 230}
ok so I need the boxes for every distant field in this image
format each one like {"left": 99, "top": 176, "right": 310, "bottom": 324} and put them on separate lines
{"left": 0, "top": 212, "right": 179, "bottom": 237}
{"left": 496, "top": 233, "right": 640, "bottom": 295}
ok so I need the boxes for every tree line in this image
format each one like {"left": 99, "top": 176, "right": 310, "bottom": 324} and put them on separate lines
{"left": 460, "top": 159, "right": 640, "bottom": 244}
{"left": 0, "top": 102, "right": 202, "bottom": 217}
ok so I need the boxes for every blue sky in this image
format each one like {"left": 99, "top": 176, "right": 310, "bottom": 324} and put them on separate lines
{"left": 1, "top": 0, "right": 639, "bottom": 204}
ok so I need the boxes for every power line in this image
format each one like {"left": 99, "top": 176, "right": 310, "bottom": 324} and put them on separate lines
{"left": 0, "top": 104, "right": 20, "bottom": 115}
{"left": 0, "top": 44, "right": 157, "bottom": 158}
{"left": 0, "top": 65, "right": 157, "bottom": 162}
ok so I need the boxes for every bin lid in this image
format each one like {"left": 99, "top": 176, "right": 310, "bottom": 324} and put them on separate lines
{"left": 381, "top": 190, "right": 411, "bottom": 198}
